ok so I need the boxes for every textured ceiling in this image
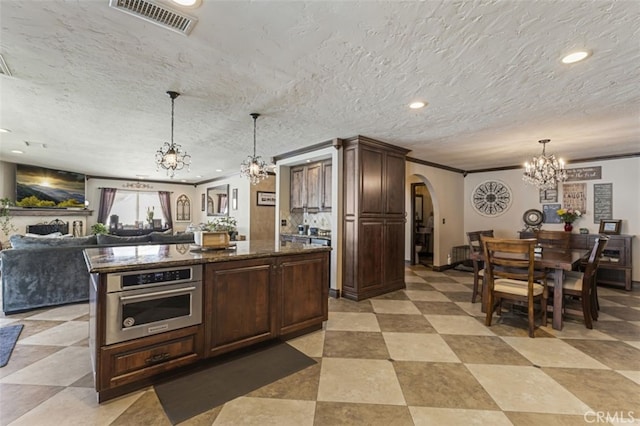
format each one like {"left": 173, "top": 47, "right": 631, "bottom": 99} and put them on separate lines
{"left": 0, "top": 0, "right": 639, "bottom": 182}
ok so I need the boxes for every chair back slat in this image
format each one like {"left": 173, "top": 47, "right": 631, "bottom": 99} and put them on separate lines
{"left": 481, "top": 237, "right": 540, "bottom": 285}
{"left": 535, "top": 230, "right": 571, "bottom": 252}
{"left": 583, "top": 236, "right": 610, "bottom": 280}
{"left": 467, "top": 230, "right": 494, "bottom": 254}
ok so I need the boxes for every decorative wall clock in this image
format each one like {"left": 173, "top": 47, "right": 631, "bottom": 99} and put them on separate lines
{"left": 471, "top": 180, "right": 512, "bottom": 217}
{"left": 522, "top": 208, "right": 544, "bottom": 231}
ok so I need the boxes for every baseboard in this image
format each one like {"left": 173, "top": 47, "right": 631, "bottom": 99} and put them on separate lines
{"left": 329, "top": 288, "right": 340, "bottom": 298}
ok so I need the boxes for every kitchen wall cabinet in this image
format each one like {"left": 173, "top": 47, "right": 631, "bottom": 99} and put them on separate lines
{"left": 342, "top": 136, "right": 410, "bottom": 300}
{"left": 290, "top": 161, "right": 331, "bottom": 212}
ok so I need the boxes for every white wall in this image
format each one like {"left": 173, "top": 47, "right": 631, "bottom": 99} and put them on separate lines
{"left": 405, "top": 163, "right": 466, "bottom": 267}
{"left": 464, "top": 157, "right": 640, "bottom": 281}
{"left": 195, "top": 175, "right": 250, "bottom": 238}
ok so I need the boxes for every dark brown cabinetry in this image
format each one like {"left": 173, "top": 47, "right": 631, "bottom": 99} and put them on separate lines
{"left": 342, "top": 136, "right": 410, "bottom": 300}
{"left": 290, "top": 161, "right": 331, "bottom": 212}
{"left": 90, "top": 250, "right": 329, "bottom": 402}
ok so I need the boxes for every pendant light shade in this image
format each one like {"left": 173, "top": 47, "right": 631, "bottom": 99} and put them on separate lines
{"left": 240, "top": 113, "right": 269, "bottom": 185}
{"left": 522, "top": 139, "right": 567, "bottom": 190}
{"left": 155, "top": 91, "right": 191, "bottom": 178}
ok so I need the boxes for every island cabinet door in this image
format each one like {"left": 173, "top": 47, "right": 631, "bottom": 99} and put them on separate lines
{"left": 277, "top": 252, "right": 329, "bottom": 336}
{"left": 203, "top": 259, "right": 277, "bottom": 357}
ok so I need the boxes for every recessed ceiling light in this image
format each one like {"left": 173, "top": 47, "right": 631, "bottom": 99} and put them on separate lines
{"left": 181, "top": 179, "right": 186, "bottom": 182}
{"left": 11, "top": 150, "right": 23, "bottom": 154}
{"left": 196, "top": 175, "right": 202, "bottom": 178}
{"left": 409, "top": 101, "right": 426, "bottom": 109}
{"left": 171, "top": 0, "right": 201, "bottom": 7}
{"left": 215, "top": 169, "right": 222, "bottom": 172}
{"left": 561, "top": 50, "right": 591, "bottom": 64}
{"left": 0, "top": 128, "right": 11, "bottom": 133}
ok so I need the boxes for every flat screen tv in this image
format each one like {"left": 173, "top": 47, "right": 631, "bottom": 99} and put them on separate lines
{"left": 16, "top": 164, "right": 86, "bottom": 208}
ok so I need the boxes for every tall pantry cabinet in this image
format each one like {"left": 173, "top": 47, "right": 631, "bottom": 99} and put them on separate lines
{"left": 342, "top": 136, "right": 410, "bottom": 300}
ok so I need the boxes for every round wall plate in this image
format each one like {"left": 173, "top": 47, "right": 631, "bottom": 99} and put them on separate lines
{"left": 471, "top": 180, "right": 512, "bottom": 217}
{"left": 523, "top": 209, "right": 544, "bottom": 227}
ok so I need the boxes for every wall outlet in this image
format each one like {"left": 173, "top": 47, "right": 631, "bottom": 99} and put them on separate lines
{"left": 442, "top": 218, "right": 446, "bottom": 224}
{"left": 280, "top": 219, "right": 287, "bottom": 226}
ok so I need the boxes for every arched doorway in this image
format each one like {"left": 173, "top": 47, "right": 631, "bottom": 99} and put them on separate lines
{"left": 410, "top": 175, "right": 439, "bottom": 267}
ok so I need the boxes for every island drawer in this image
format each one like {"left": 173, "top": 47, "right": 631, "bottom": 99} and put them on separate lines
{"left": 98, "top": 325, "right": 202, "bottom": 390}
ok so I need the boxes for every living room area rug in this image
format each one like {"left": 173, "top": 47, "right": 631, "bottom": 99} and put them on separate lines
{"left": 0, "top": 324, "right": 24, "bottom": 368}
{"left": 154, "top": 341, "right": 316, "bottom": 424}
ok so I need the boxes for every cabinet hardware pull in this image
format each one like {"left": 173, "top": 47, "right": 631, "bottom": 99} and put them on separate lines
{"left": 120, "top": 286, "right": 196, "bottom": 301}
{"left": 145, "top": 352, "right": 170, "bottom": 364}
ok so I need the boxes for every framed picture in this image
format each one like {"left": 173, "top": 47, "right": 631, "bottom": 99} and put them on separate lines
{"left": 152, "top": 219, "right": 163, "bottom": 229}
{"left": 542, "top": 203, "right": 562, "bottom": 223}
{"left": 232, "top": 188, "right": 238, "bottom": 210}
{"left": 257, "top": 191, "right": 276, "bottom": 206}
{"left": 599, "top": 219, "right": 621, "bottom": 235}
{"left": 539, "top": 188, "right": 558, "bottom": 203}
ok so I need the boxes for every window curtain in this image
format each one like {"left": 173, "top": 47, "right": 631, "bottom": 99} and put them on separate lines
{"left": 97, "top": 188, "right": 117, "bottom": 224}
{"left": 159, "top": 191, "right": 172, "bottom": 230}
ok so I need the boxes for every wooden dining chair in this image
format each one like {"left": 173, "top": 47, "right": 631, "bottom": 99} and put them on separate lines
{"left": 466, "top": 230, "right": 494, "bottom": 303}
{"left": 535, "top": 229, "right": 571, "bottom": 252}
{"left": 482, "top": 236, "right": 548, "bottom": 338}
{"left": 556, "top": 235, "right": 609, "bottom": 329}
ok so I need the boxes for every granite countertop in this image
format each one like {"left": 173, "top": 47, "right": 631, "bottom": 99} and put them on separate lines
{"left": 83, "top": 240, "right": 331, "bottom": 274}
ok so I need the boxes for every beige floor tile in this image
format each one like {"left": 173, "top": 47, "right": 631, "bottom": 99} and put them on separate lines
{"left": 0, "top": 317, "right": 19, "bottom": 326}
{"left": 0, "top": 344, "right": 63, "bottom": 379}
{"left": 394, "top": 362, "right": 498, "bottom": 410}
{"left": 317, "top": 358, "right": 405, "bottom": 405}
{"left": 213, "top": 397, "right": 315, "bottom": 426}
{"left": 383, "top": 332, "right": 460, "bottom": 362}
{"left": 247, "top": 360, "right": 321, "bottom": 401}
{"left": 540, "top": 322, "right": 615, "bottom": 340}
{"left": 111, "top": 389, "right": 171, "bottom": 426}
{"left": 442, "top": 335, "right": 531, "bottom": 366}
{"left": 562, "top": 340, "right": 640, "bottom": 370}
{"left": 0, "top": 383, "right": 64, "bottom": 425}
{"left": 505, "top": 411, "right": 595, "bottom": 425}
{"left": 467, "top": 364, "right": 592, "bottom": 414}
{"left": 404, "top": 275, "right": 428, "bottom": 284}
{"left": 14, "top": 320, "right": 65, "bottom": 341}
{"left": 414, "top": 301, "right": 468, "bottom": 315}
{"left": 325, "top": 312, "right": 380, "bottom": 332}
{"left": 404, "top": 290, "right": 451, "bottom": 302}
{"left": 543, "top": 368, "right": 640, "bottom": 413}
{"left": 370, "top": 300, "right": 421, "bottom": 315}
{"left": 455, "top": 301, "right": 485, "bottom": 317}
{"left": 410, "top": 406, "right": 512, "bottom": 426}
{"left": 0, "top": 346, "right": 91, "bottom": 386}
{"left": 328, "top": 298, "right": 373, "bottom": 313}
{"left": 376, "top": 314, "right": 435, "bottom": 333}
{"left": 315, "top": 401, "right": 414, "bottom": 426}
{"left": 25, "top": 303, "right": 89, "bottom": 321}
{"left": 18, "top": 321, "right": 88, "bottom": 346}
{"left": 425, "top": 314, "right": 495, "bottom": 336}
{"left": 502, "top": 337, "right": 608, "bottom": 369}
{"left": 413, "top": 270, "right": 448, "bottom": 278}
{"left": 616, "top": 370, "right": 640, "bottom": 386}
{"left": 8, "top": 386, "right": 143, "bottom": 426}
{"left": 427, "top": 282, "right": 471, "bottom": 292}
{"left": 625, "top": 341, "right": 640, "bottom": 350}
{"left": 286, "top": 329, "right": 325, "bottom": 358}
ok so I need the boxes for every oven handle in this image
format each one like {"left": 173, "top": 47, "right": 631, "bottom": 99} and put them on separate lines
{"left": 120, "top": 286, "right": 196, "bottom": 302}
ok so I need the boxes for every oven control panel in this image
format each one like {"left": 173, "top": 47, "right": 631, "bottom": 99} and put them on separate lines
{"left": 122, "top": 268, "right": 191, "bottom": 287}
{"left": 106, "top": 266, "right": 202, "bottom": 292}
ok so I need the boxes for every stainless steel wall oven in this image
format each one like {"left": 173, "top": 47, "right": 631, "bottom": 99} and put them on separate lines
{"left": 105, "top": 266, "right": 202, "bottom": 345}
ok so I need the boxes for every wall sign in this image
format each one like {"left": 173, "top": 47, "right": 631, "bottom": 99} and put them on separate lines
{"left": 562, "top": 183, "right": 586, "bottom": 213}
{"left": 565, "top": 166, "right": 602, "bottom": 181}
{"left": 543, "top": 204, "right": 562, "bottom": 223}
{"left": 471, "top": 180, "right": 512, "bottom": 217}
{"left": 539, "top": 188, "right": 558, "bottom": 203}
{"left": 593, "top": 183, "right": 613, "bottom": 224}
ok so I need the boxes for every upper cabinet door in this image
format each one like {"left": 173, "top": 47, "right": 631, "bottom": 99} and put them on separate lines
{"left": 305, "top": 163, "right": 322, "bottom": 211}
{"left": 321, "top": 161, "right": 332, "bottom": 211}
{"left": 290, "top": 166, "right": 305, "bottom": 210}
{"left": 360, "top": 147, "right": 384, "bottom": 215}
{"left": 385, "top": 153, "right": 406, "bottom": 215}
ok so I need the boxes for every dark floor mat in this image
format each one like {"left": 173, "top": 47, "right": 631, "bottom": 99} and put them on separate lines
{"left": 0, "top": 324, "right": 24, "bottom": 368}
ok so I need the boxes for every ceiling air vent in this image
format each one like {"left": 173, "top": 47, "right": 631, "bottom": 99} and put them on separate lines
{"left": 109, "top": 0, "right": 198, "bottom": 36}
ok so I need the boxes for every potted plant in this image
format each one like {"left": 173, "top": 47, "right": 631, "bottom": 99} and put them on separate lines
{"left": 556, "top": 207, "right": 582, "bottom": 232}
{"left": 0, "top": 197, "right": 18, "bottom": 249}
{"left": 91, "top": 223, "right": 108, "bottom": 235}
{"left": 214, "top": 216, "right": 238, "bottom": 241}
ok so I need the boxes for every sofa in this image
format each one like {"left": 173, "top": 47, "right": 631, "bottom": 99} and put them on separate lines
{"left": 1, "top": 231, "right": 194, "bottom": 314}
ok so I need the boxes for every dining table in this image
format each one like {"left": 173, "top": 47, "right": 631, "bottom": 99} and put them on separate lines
{"left": 470, "top": 248, "right": 587, "bottom": 330}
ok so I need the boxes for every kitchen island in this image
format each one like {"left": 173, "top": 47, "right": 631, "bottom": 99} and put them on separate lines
{"left": 84, "top": 240, "right": 330, "bottom": 402}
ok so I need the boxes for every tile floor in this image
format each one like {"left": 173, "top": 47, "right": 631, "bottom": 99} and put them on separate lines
{"left": 1, "top": 265, "right": 639, "bottom": 425}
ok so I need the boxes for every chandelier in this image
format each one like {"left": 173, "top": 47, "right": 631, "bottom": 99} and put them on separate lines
{"left": 522, "top": 139, "right": 567, "bottom": 190}
{"left": 240, "top": 113, "right": 269, "bottom": 185}
{"left": 155, "top": 91, "right": 191, "bottom": 178}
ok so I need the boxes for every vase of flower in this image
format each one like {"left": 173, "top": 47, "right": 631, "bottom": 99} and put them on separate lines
{"left": 557, "top": 207, "right": 582, "bottom": 233}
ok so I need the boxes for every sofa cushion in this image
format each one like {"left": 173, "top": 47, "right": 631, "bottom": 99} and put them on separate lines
{"left": 9, "top": 234, "right": 97, "bottom": 249}
{"left": 149, "top": 232, "right": 195, "bottom": 243}
{"left": 96, "top": 234, "right": 151, "bottom": 245}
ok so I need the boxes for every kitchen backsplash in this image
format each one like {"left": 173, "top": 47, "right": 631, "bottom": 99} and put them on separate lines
{"left": 282, "top": 211, "right": 332, "bottom": 234}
